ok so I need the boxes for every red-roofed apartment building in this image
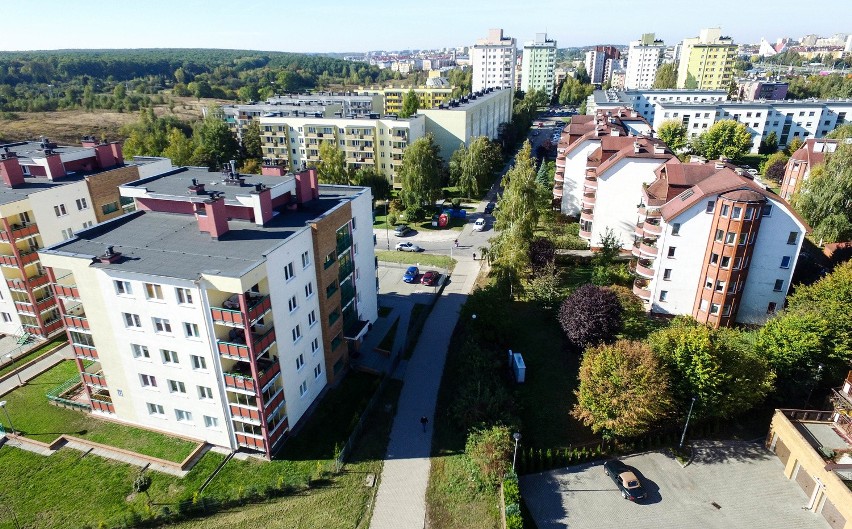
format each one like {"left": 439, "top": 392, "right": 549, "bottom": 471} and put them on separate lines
{"left": 779, "top": 138, "right": 848, "bottom": 201}
{"left": 632, "top": 159, "right": 810, "bottom": 326}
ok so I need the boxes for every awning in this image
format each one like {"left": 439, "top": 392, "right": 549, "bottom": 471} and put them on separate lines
{"left": 344, "top": 319, "right": 370, "bottom": 341}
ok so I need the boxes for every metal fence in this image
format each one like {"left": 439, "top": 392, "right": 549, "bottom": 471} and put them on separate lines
{"left": 46, "top": 373, "right": 91, "bottom": 411}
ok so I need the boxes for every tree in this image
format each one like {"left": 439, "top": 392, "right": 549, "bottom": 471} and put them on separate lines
{"left": 527, "top": 261, "right": 561, "bottom": 309}
{"left": 354, "top": 167, "right": 390, "bottom": 203}
{"left": 558, "top": 77, "right": 593, "bottom": 106}
{"left": 399, "top": 89, "right": 420, "bottom": 118}
{"left": 449, "top": 137, "right": 503, "bottom": 199}
{"left": 573, "top": 340, "right": 673, "bottom": 438}
{"left": 465, "top": 425, "right": 514, "bottom": 488}
{"left": 793, "top": 143, "right": 852, "bottom": 243}
{"left": 242, "top": 120, "right": 263, "bottom": 161}
{"left": 494, "top": 141, "right": 539, "bottom": 238}
{"left": 758, "top": 131, "right": 779, "bottom": 155}
{"left": 192, "top": 107, "right": 240, "bottom": 170}
{"left": 161, "top": 128, "right": 196, "bottom": 166}
{"left": 557, "top": 284, "right": 623, "bottom": 350}
{"left": 827, "top": 123, "right": 852, "bottom": 140}
{"left": 398, "top": 134, "right": 442, "bottom": 218}
{"left": 652, "top": 63, "right": 677, "bottom": 89}
{"left": 691, "top": 120, "right": 753, "bottom": 160}
{"left": 683, "top": 72, "right": 699, "bottom": 89}
{"left": 656, "top": 120, "right": 688, "bottom": 153}
{"left": 761, "top": 151, "right": 788, "bottom": 184}
{"left": 591, "top": 227, "right": 622, "bottom": 285}
{"left": 315, "top": 141, "right": 349, "bottom": 185}
{"left": 528, "top": 236, "right": 556, "bottom": 276}
{"left": 785, "top": 137, "right": 804, "bottom": 156}
{"left": 449, "top": 143, "right": 478, "bottom": 199}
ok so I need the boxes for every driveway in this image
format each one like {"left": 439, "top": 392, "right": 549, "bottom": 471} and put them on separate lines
{"left": 520, "top": 440, "right": 831, "bottom": 529}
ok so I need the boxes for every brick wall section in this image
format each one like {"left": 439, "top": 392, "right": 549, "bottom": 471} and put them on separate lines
{"left": 310, "top": 201, "right": 352, "bottom": 383}
{"left": 85, "top": 165, "right": 141, "bottom": 223}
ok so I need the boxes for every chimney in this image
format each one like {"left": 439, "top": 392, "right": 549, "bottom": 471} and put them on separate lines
{"left": 250, "top": 183, "right": 274, "bottom": 225}
{"left": 196, "top": 194, "right": 229, "bottom": 239}
{"left": 97, "top": 245, "right": 122, "bottom": 264}
{"left": 610, "top": 129, "right": 620, "bottom": 136}
{"left": 714, "top": 161, "right": 726, "bottom": 170}
{"left": 633, "top": 141, "right": 641, "bottom": 154}
{"left": 0, "top": 152, "right": 25, "bottom": 188}
{"left": 187, "top": 178, "right": 206, "bottom": 195}
{"left": 81, "top": 135, "right": 98, "bottom": 148}
{"left": 44, "top": 151, "right": 66, "bottom": 180}
{"left": 294, "top": 168, "right": 319, "bottom": 203}
{"left": 261, "top": 160, "right": 287, "bottom": 176}
{"left": 653, "top": 144, "right": 665, "bottom": 155}
{"left": 93, "top": 143, "right": 116, "bottom": 170}
{"left": 110, "top": 141, "right": 124, "bottom": 165}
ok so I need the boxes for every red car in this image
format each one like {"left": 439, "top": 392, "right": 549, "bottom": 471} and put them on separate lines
{"left": 420, "top": 270, "right": 439, "bottom": 286}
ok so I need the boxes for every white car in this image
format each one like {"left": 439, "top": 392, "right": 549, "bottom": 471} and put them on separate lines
{"left": 747, "top": 168, "right": 759, "bottom": 176}
{"left": 395, "top": 242, "right": 422, "bottom": 252}
{"left": 473, "top": 218, "right": 486, "bottom": 231}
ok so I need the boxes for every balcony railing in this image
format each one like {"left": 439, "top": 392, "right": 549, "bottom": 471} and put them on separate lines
{"left": 639, "top": 241, "right": 658, "bottom": 257}
{"left": 336, "top": 233, "right": 352, "bottom": 256}
{"left": 82, "top": 371, "right": 108, "bottom": 388}
{"left": 210, "top": 294, "right": 271, "bottom": 328}
{"left": 580, "top": 210, "right": 594, "bottom": 223}
{"left": 223, "top": 361, "right": 281, "bottom": 394}
{"left": 338, "top": 260, "right": 354, "bottom": 282}
{"left": 581, "top": 193, "right": 596, "bottom": 207}
{"left": 643, "top": 220, "right": 662, "bottom": 236}
{"left": 53, "top": 283, "right": 81, "bottom": 301}
{"left": 579, "top": 228, "right": 592, "bottom": 240}
{"left": 62, "top": 313, "right": 89, "bottom": 330}
{"left": 7, "top": 274, "right": 50, "bottom": 292}
{"left": 0, "top": 223, "right": 38, "bottom": 242}
{"left": 0, "top": 250, "right": 39, "bottom": 268}
{"left": 217, "top": 327, "right": 276, "bottom": 360}
{"left": 230, "top": 403, "right": 262, "bottom": 423}
{"left": 633, "top": 279, "right": 652, "bottom": 301}
{"left": 91, "top": 395, "right": 115, "bottom": 414}
{"left": 235, "top": 432, "right": 266, "bottom": 452}
{"left": 73, "top": 343, "right": 98, "bottom": 360}
{"left": 340, "top": 284, "right": 355, "bottom": 307}
{"left": 264, "top": 388, "right": 285, "bottom": 415}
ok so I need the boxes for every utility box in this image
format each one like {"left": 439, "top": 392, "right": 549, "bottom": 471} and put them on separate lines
{"left": 508, "top": 349, "right": 526, "bottom": 383}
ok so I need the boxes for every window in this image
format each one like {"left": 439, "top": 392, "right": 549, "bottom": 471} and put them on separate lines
{"left": 715, "top": 280, "right": 726, "bottom": 292}
{"left": 184, "top": 322, "right": 200, "bottom": 338}
{"left": 284, "top": 262, "right": 295, "bottom": 281}
{"left": 301, "top": 251, "right": 311, "bottom": 268}
{"left": 147, "top": 403, "right": 165, "bottom": 415}
{"left": 131, "top": 344, "right": 150, "bottom": 359}
{"left": 140, "top": 374, "right": 157, "bottom": 388}
{"left": 82, "top": 220, "right": 93, "bottom": 229}
{"left": 705, "top": 277, "right": 713, "bottom": 289}
{"left": 725, "top": 232, "right": 736, "bottom": 244}
{"left": 176, "top": 288, "right": 193, "bottom": 304}
{"left": 299, "top": 380, "right": 308, "bottom": 397}
{"left": 296, "top": 353, "right": 305, "bottom": 370}
{"left": 699, "top": 299, "right": 709, "bottom": 312}
{"left": 102, "top": 202, "right": 119, "bottom": 215}
{"left": 153, "top": 318, "right": 172, "bottom": 334}
{"left": 288, "top": 295, "right": 298, "bottom": 312}
{"left": 780, "top": 256, "right": 791, "bottom": 269}
{"left": 54, "top": 204, "right": 67, "bottom": 217}
{"left": 144, "top": 283, "right": 163, "bottom": 300}
{"left": 671, "top": 223, "right": 680, "bottom": 236}
{"left": 292, "top": 324, "right": 302, "bottom": 343}
{"left": 739, "top": 233, "right": 748, "bottom": 245}
{"left": 667, "top": 247, "right": 676, "bottom": 258}
{"left": 732, "top": 206, "right": 742, "bottom": 219}
{"left": 745, "top": 207, "right": 754, "bottom": 220}
{"left": 773, "top": 279, "right": 784, "bottom": 292}
{"left": 767, "top": 302, "right": 777, "bottom": 314}
{"left": 75, "top": 198, "right": 88, "bottom": 210}
{"left": 659, "top": 290, "right": 668, "bottom": 301}
{"left": 721, "top": 204, "right": 729, "bottom": 217}
{"left": 308, "top": 310, "right": 316, "bottom": 327}
{"left": 709, "top": 253, "right": 719, "bottom": 265}
{"left": 123, "top": 312, "right": 142, "bottom": 328}
{"left": 721, "top": 256, "right": 731, "bottom": 268}
{"left": 762, "top": 204, "right": 773, "bottom": 217}
{"left": 190, "top": 355, "right": 207, "bottom": 370}
{"left": 197, "top": 386, "right": 213, "bottom": 400}
{"left": 709, "top": 303, "right": 720, "bottom": 315}
{"left": 722, "top": 304, "right": 732, "bottom": 317}
{"left": 314, "top": 363, "right": 322, "bottom": 379}
{"left": 714, "top": 229, "right": 724, "bottom": 242}
{"left": 168, "top": 380, "right": 186, "bottom": 394}
{"left": 204, "top": 416, "right": 219, "bottom": 429}
{"left": 311, "top": 337, "right": 319, "bottom": 354}
{"left": 61, "top": 228, "right": 74, "bottom": 240}
{"left": 733, "top": 257, "right": 743, "bottom": 269}
{"left": 175, "top": 409, "right": 193, "bottom": 423}
{"left": 787, "top": 231, "right": 799, "bottom": 245}
{"left": 305, "top": 282, "right": 314, "bottom": 298}
{"left": 662, "top": 268, "right": 672, "bottom": 280}
{"left": 161, "top": 349, "right": 179, "bottom": 365}
{"left": 115, "top": 280, "right": 132, "bottom": 295}
{"left": 0, "top": 313, "right": 10, "bottom": 323}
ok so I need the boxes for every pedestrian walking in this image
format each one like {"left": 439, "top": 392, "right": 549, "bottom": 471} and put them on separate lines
{"left": 472, "top": 252, "right": 476, "bottom": 261}
{"left": 454, "top": 239, "right": 459, "bottom": 248}
{"left": 420, "top": 415, "right": 429, "bottom": 432}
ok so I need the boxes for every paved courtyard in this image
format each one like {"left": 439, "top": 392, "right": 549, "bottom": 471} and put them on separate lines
{"left": 520, "top": 440, "right": 832, "bottom": 529}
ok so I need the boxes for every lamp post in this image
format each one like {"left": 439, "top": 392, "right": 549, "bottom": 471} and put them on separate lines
{"left": 804, "top": 363, "right": 824, "bottom": 409}
{"left": 512, "top": 432, "right": 521, "bottom": 472}
{"left": 679, "top": 396, "right": 697, "bottom": 450}
{"left": 0, "top": 401, "right": 15, "bottom": 435}
{"left": 385, "top": 200, "right": 390, "bottom": 251}
{"left": 4, "top": 354, "right": 23, "bottom": 386}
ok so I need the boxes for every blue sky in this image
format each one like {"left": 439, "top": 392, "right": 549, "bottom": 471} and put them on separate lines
{"left": 0, "top": 0, "right": 847, "bottom": 52}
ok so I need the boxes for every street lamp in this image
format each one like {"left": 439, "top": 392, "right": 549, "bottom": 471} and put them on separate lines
{"left": 0, "top": 401, "right": 15, "bottom": 435}
{"left": 805, "top": 363, "right": 825, "bottom": 409}
{"left": 512, "top": 432, "right": 521, "bottom": 472}
{"left": 4, "top": 354, "right": 23, "bottom": 386}
{"left": 679, "top": 396, "right": 697, "bottom": 450}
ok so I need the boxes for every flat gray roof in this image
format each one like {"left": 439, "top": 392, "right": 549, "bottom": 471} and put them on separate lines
{"left": 0, "top": 175, "right": 86, "bottom": 206}
{"left": 122, "top": 166, "right": 296, "bottom": 203}
{"left": 1, "top": 140, "right": 90, "bottom": 159}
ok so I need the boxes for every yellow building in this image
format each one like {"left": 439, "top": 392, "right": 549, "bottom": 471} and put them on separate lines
{"left": 677, "top": 28, "right": 737, "bottom": 90}
{"left": 359, "top": 81, "right": 453, "bottom": 115}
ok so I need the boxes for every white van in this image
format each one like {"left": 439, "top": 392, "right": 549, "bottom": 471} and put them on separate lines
{"left": 473, "top": 218, "right": 486, "bottom": 231}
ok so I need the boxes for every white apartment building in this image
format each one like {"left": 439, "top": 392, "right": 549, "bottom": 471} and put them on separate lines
{"left": 471, "top": 29, "right": 517, "bottom": 92}
{"left": 584, "top": 46, "right": 621, "bottom": 85}
{"left": 625, "top": 33, "right": 665, "bottom": 90}
{"left": 586, "top": 88, "right": 727, "bottom": 123}
{"left": 40, "top": 166, "right": 378, "bottom": 457}
{"left": 521, "top": 33, "right": 557, "bottom": 95}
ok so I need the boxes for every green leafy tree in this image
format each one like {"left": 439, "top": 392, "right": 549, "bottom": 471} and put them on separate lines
{"left": 399, "top": 89, "right": 420, "bottom": 118}
{"left": 573, "top": 340, "right": 673, "bottom": 438}
{"left": 192, "top": 107, "right": 240, "bottom": 170}
{"left": 683, "top": 71, "right": 699, "bottom": 89}
{"left": 793, "top": 144, "right": 852, "bottom": 243}
{"left": 758, "top": 131, "right": 779, "bottom": 155}
{"left": 354, "top": 167, "right": 390, "bottom": 203}
{"left": 449, "top": 136, "right": 502, "bottom": 199}
{"left": 161, "top": 128, "right": 196, "bottom": 166}
{"left": 756, "top": 312, "right": 832, "bottom": 400}
{"left": 398, "top": 134, "right": 442, "bottom": 218}
{"left": 691, "top": 120, "right": 753, "bottom": 160}
{"left": 826, "top": 123, "right": 852, "bottom": 139}
{"left": 315, "top": 141, "right": 349, "bottom": 185}
{"left": 656, "top": 120, "right": 688, "bottom": 152}
{"left": 494, "top": 141, "right": 539, "bottom": 238}
{"left": 652, "top": 63, "right": 677, "bottom": 89}
{"left": 242, "top": 120, "right": 263, "bottom": 162}
{"left": 784, "top": 137, "right": 804, "bottom": 156}
{"left": 761, "top": 151, "right": 788, "bottom": 184}
{"left": 238, "top": 84, "right": 260, "bottom": 102}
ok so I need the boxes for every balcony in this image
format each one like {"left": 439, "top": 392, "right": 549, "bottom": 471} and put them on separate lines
{"left": 218, "top": 327, "right": 277, "bottom": 360}
{"left": 639, "top": 241, "right": 658, "bottom": 257}
{"left": 210, "top": 294, "right": 271, "bottom": 328}
{"left": 14, "top": 295, "right": 55, "bottom": 315}
{"left": 555, "top": 156, "right": 566, "bottom": 168}
{"left": 73, "top": 343, "right": 98, "bottom": 360}
{"left": 633, "top": 279, "right": 652, "bottom": 301}
{"left": 0, "top": 223, "right": 38, "bottom": 242}
{"left": 90, "top": 391, "right": 115, "bottom": 414}
{"left": 62, "top": 312, "right": 89, "bottom": 331}
{"left": 634, "top": 222, "right": 645, "bottom": 238}
{"left": 336, "top": 233, "right": 352, "bottom": 256}
{"left": 0, "top": 250, "right": 39, "bottom": 268}
{"left": 580, "top": 210, "right": 594, "bottom": 223}
{"left": 579, "top": 228, "right": 592, "bottom": 240}
{"left": 637, "top": 206, "right": 661, "bottom": 218}
{"left": 82, "top": 370, "right": 108, "bottom": 389}
{"left": 341, "top": 283, "right": 355, "bottom": 307}
{"left": 7, "top": 274, "right": 50, "bottom": 292}
{"left": 230, "top": 403, "right": 262, "bottom": 424}
{"left": 553, "top": 187, "right": 563, "bottom": 198}
{"left": 643, "top": 220, "right": 662, "bottom": 236}
{"left": 581, "top": 193, "right": 596, "bottom": 207}
{"left": 223, "top": 360, "right": 281, "bottom": 393}
{"left": 338, "top": 260, "right": 354, "bottom": 282}
{"left": 235, "top": 432, "right": 266, "bottom": 452}
{"left": 264, "top": 388, "right": 285, "bottom": 415}
{"left": 629, "top": 259, "right": 655, "bottom": 279}
{"left": 53, "top": 282, "right": 81, "bottom": 301}
{"left": 553, "top": 172, "right": 564, "bottom": 183}
{"left": 583, "top": 177, "right": 598, "bottom": 190}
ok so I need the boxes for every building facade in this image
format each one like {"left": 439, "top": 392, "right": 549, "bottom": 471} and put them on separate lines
{"left": 520, "top": 33, "right": 557, "bottom": 95}
{"left": 587, "top": 88, "right": 727, "bottom": 122}
{"left": 676, "top": 28, "right": 737, "bottom": 90}
{"left": 624, "top": 33, "right": 665, "bottom": 90}
{"left": 357, "top": 85, "right": 453, "bottom": 115}
{"left": 780, "top": 138, "right": 845, "bottom": 200}
{"left": 471, "top": 28, "right": 517, "bottom": 92}
{"left": 40, "top": 166, "right": 378, "bottom": 457}
{"left": 584, "top": 46, "right": 621, "bottom": 85}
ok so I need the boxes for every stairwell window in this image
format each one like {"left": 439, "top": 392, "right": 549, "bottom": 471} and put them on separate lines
{"left": 667, "top": 247, "right": 676, "bottom": 258}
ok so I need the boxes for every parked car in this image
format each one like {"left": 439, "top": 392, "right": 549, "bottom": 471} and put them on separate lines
{"left": 603, "top": 460, "right": 646, "bottom": 501}
{"left": 403, "top": 266, "right": 419, "bottom": 283}
{"left": 394, "top": 224, "right": 412, "bottom": 236}
{"left": 473, "top": 218, "right": 486, "bottom": 231}
{"left": 747, "top": 168, "right": 759, "bottom": 176}
{"left": 484, "top": 202, "right": 496, "bottom": 214}
{"left": 395, "top": 242, "right": 422, "bottom": 252}
{"left": 420, "top": 270, "right": 439, "bottom": 286}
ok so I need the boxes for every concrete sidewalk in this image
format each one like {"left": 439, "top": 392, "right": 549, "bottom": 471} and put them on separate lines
{"left": 0, "top": 344, "right": 73, "bottom": 398}
{"left": 369, "top": 255, "right": 482, "bottom": 529}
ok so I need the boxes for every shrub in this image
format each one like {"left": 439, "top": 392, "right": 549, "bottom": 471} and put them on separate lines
{"left": 465, "top": 425, "right": 514, "bottom": 488}
{"left": 557, "top": 284, "right": 623, "bottom": 350}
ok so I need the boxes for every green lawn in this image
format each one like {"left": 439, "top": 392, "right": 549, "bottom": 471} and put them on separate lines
{"left": 376, "top": 251, "right": 456, "bottom": 271}
{"left": 3, "top": 360, "right": 198, "bottom": 462}
{"left": 0, "top": 338, "right": 66, "bottom": 378}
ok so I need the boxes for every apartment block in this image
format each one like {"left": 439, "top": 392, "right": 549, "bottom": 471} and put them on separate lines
{"left": 39, "top": 165, "right": 378, "bottom": 457}
{"left": 780, "top": 138, "right": 847, "bottom": 200}
{"left": 0, "top": 139, "right": 165, "bottom": 339}
{"left": 735, "top": 80, "right": 788, "bottom": 101}
{"left": 584, "top": 46, "right": 621, "bottom": 85}
{"left": 676, "top": 28, "right": 737, "bottom": 90}
{"left": 624, "top": 33, "right": 665, "bottom": 90}
{"left": 587, "top": 88, "right": 727, "bottom": 122}
{"left": 631, "top": 159, "right": 808, "bottom": 326}
{"left": 471, "top": 28, "right": 517, "bottom": 92}
{"left": 417, "top": 87, "right": 513, "bottom": 161}
{"left": 520, "top": 33, "right": 557, "bottom": 95}
{"left": 357, "top": 84, "right": 453, "bottom": 115}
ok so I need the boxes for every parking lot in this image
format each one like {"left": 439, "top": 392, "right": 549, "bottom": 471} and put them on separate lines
{"left": 520, "top": 440, "right": 831, "bottom": 529}
{"left": 377, "top": 262, "right": 445, "bottom": 305}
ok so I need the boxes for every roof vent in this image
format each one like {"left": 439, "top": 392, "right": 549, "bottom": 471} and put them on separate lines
{"left": 714, "top": 161, "right": 726, "bottom": 170}
{"left": 633, "top": 141, "right": 641, "bottom": 154}
{"left": 653, "top": 144, "right": 665, "bottom": 155}
{"left": 97, "top": 246, "right": 122, "bottom": 264}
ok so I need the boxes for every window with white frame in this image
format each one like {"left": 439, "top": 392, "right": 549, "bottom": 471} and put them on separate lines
{"left": 659, "top": 290, "right": 668, "bottom": 301}
{"left": 176, "top": 287, "right": 193, "bottom": 304}
{"left": 292, "top": 324, "right": 302, "bottom": 343}
{"left": 144, "top": 283, "right": 163, "bottom": 300}
{"left": 140, "top": 374, "right": 157, "bottom": 388}
{"left": 197, "top": 386, "right": 213, "bottom": 400}
{"left": 147, "top": 402, "right": 165, "bottom": 416}
{"left": 296, "top": 353, "right": 305, "bottom": 370}
{"left": 190, "top": 355, "right": 207, "bottom": 370}
{"left": 284, "top": 262, "right": 295, "bottom": 281}
{"left": 299, "top": 380, "right": 308, "bottom": 397}
{"left": 131, "top": 344, "right": 150, "bottom": 359}
{"left": 305, "top": 281, "right": 314, "bottom": 298}
{"left": 203, "top": 415, "right": 219, "bottom": 429}
{"left": 168, "top": 379, "right": 186, "bottom": 394}
{"left": 153, "top": 317, "right": 172, "bottom": 334}
{"left": 0, "top": 313, "right": 8, "bottom": 323}
{"left": 61, "top": 228, "right": 74, "bottom": 240}
{"left": 75, "top": 198, "right": 88, "bottom": 210}
{"left": 161, "top": 349, "right": 179, "bottom": 365}
{"left": 54, "top": 204, "right": 67, "bottom": 217}
{"left": 184, "top": 322, "right": 200, "bottom": 338}
{"left": 308, "top": 310, "right": 316, "bottom": 327}
{"left": 288, "top": 295, "right": 298, "bottom": 312}
{"left": 314, "top": 363, "right": 322, "bottom": 379}
{"left": 301, "top": 251, "right": 311, "bottom": 268}
{"left": 175, "top": 409, "right": 193, "bottom": 423}
{"left": 115, "top": 280, "right": 132, "bottom": 295}
{"left": 123, "top": 312, "right": 142, "bottom": 328}
{"left": 311, "top": 337, "right": 319, "bottom": 354}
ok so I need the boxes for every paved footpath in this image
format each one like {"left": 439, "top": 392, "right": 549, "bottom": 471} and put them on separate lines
{"left": 0, "top": 344, "right": 74, "bottom": 398}
{"left": 370, "top": 254, "right": 482, "bottom": 529}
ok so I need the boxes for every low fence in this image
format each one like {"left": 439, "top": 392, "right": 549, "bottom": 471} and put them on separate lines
{"left": 0, "top": 339, "right": 67, "bottom": 385}
{"left": 46, "top": 372, "right": 92, "bottom": 411}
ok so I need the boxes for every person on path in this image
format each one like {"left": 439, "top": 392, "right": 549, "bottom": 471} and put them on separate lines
{"left": 454, "top": 239, "right": 459, "bottom": 248}
{"left": 472, "top": 252, "right": 476, "bottom": 261}
{"left": 420, "top": 415, "right": 429, "bottom": 432}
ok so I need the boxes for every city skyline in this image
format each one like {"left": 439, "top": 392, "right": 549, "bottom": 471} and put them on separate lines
{"left": 0, "top": 0, "right": 847, "bottom": 53}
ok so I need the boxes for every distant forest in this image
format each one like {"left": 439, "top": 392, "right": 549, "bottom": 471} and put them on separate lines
{"left": 0, "top": 49, "right": 407, "bottom": 113}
